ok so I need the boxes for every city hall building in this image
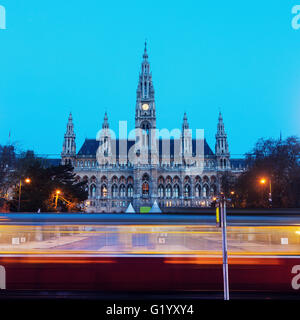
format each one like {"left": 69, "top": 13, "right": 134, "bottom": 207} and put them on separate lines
{"left": 61, "top": 44, "right": 244, "bottom": 213}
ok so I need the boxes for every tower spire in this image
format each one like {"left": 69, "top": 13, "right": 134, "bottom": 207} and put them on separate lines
{"left": 215, "top": 112, "right": 230, "bottom": 170}
{"left": 135, "top": 42, "right": 156, "bottom": 129}
{"left": 182, "top": 112, "right": 192, "bottom": 163}
{"left": 143, "top": 40, "right": 148, "bottom": 60}
{"left": 182, "top": 112, "right": 189, "bottom": 130}
{"left": 102, "top": 112, "right": 109, "bottom": 129}
{"left": 61, "top": 112, "right": 76, "bottom": 165}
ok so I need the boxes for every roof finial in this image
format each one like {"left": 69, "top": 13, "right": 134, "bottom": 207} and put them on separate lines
{"left": 182, "top": 112, "right": 189, "bottom": 130}
{"left": 143, "top": 39, "right": 148, "bottom": 59}
{"left": 102, "top": 111, "right": 109, "bottom": 129}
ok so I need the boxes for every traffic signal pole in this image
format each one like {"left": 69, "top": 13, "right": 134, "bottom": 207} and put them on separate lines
{"left": 220, "top": 197, "right": 229, "bottom": 300}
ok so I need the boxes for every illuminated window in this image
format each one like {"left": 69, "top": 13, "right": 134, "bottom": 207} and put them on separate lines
{"left": 184, "top": 185, "right": 191, "bottom": 198}
{"left": 142, "top": 182, "right": 149, "bottom": 196}
{"left": 90, "top": 184, "right": 96, "bottom": 198}
{"left": 158, "top": 185, "right": 164, "bottom": 198}
{"left": 120, "top": 185, "right": 126, "bottom": 198}
{"left": 195, "top": 185, "right": 201, "bottom": 198}
{"left": 166, "top": 185, "right": 172, "bottom": 198}
{"left": 127, "top": 185, "right": 133, "bottom": 197}
{"left": 173, "top": 185, "right": 179, "bottom": 198}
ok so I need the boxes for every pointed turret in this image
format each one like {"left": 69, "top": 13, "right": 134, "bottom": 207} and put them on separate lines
{"left": 96, "top": 112, "right": 115, "bottom": 165}
{"left": 215, "top": 112, "right": 230, "bottom": 170}
{"left": 143, "top": 40, "right": 148, "bottom": 60}
{"left": 181, "top": 112, "right": 192, "bottom": 164}
{"left": 182, "top": 112, "right": 189, "bottom": 130}
{"left": 102, "top": 112, "right": 109, "bottom": 129}
{"left": 61, "top": 113, "right": 76, "bottom": 165}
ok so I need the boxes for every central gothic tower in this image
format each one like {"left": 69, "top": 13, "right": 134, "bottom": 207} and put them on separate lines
{"left": 135, "top": 42, "right": 156, "bottom": 130}
{"left": 134, "top": 42, "right": 157, "bottom": 165}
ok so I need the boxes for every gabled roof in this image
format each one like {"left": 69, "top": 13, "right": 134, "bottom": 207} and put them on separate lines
{"left": 230, "top": 158, "right": 247, "bottom": 169}
{"left": 77, "top": 138, "right": 214, "bottom": 157}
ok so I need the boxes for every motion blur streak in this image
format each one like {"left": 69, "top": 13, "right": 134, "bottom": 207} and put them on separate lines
{"left": 0, "top": 214, "right": 299, "bottom": 294}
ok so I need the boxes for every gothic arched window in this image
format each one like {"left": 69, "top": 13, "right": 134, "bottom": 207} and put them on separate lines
{"left": 195, "top": 184, "right": 201, "bottom": 198}
{"left": 184, "top": 184, "right": 191, "bottom": 198}
{"left": 166, "top": 185, "right": 172, "bottom": 198}
{"left": 158, "top": 185, "right": 164, "bottom": 198}
{"left": 112, "top": 184, "right": 118, "bottom": 198}
{"left": 90, "top": 184, "right": 96, "bottom": 198}
{"left": 127, "top": 185, "right": 133, "bottom": 197}
{"left": 142, "top": 182, "right": 149, "bottom": 196}
{"left": 173, "top": 184, "right": 180, "bottom": 199}
{"left": 120, "top": 185, "right": 126, "bottom": 198}
{"left": 101, "top": 185, "right": 107, "bottom": 198}
{"left": 203, "top": 184, "right": 209, "bottom": 198}
{"left": 211, "top": 184, "right": 217, "bottom": 196}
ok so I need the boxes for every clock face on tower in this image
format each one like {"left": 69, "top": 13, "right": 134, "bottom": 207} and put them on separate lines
{"left": 142, "top": 103, "right": 149, "bottom": 111}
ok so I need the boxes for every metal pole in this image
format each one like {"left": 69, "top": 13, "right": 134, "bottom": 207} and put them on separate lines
{"left": 269, "top": 179, "right": 272, "bottom": 208}
{"left": 17, "top": 180, "right": 22, "bottom": 212}
{"left": 221, "top": 198, "right": 229, "bottom": 300}
{"left": 55, "top": 193, "right": 58, "bottom": 209}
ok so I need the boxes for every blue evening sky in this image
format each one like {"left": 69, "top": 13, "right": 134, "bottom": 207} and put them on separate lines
{"left": 0, "top": 0, "right": 300, "bottom": 157}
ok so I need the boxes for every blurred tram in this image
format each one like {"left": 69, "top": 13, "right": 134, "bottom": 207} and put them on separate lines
{"left": 0, "top": 213, "right": 299, "bottom": 296}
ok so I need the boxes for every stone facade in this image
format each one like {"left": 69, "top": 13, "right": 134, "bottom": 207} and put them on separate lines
{"left": 61, "top": 44, "right": 244, "bottom": 213}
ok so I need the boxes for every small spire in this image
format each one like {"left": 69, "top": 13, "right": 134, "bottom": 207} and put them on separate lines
{"left": 182, "top": 112, "right": 189, "bottom": 130}
{"left": 217, "top": 112, "right": 226, "bottom": 135}
{"left": 143, "top": 40, "right": 148, "bottom": 60}
{"left": 218, "top": 111, "right": 223, "bottom": 121}
{"left": 102, "top": 112, "right": 109, "bottom": 129}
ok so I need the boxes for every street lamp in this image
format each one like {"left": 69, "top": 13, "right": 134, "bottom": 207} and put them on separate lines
{"left": 17, "top": 178, "right": 31, "bottom": 212}
{"left": 55, "top": 190, "right": 61, "bottom": 209}
{"left": 216, "top": 193, "right": 229, "bottom": 300}
{"left": 259, "top": 177, "right": 272, "bottom": 207}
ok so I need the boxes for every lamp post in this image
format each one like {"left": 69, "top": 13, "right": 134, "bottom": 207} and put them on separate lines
{"left": 55, "top": 190, "right": 61, "bottom": 209}
{"left": 54, "top": 190, "right": 72, "bottom": 212}
{"left": 260, "top": 178, "right": 272, "bottom": 207}
{"left": 17, "top": 178, "right": 31, "bottom": 212}
{"left": 216, "top": 193, "right": 229, "bottom": 300}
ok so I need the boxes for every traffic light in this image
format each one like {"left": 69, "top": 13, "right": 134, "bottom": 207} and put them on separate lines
{"left": 216, "top": 205, "right": 221, "bottom": 228}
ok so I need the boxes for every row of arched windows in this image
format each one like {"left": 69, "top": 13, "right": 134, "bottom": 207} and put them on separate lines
{"left": 157, "top": 175, "right": 217, "bottom": 185}
{"left": 81, "top": 175, "right": 218, "bottom": 200}
{"left": 89, "top": 183, "right": 134, "bottom": 199}
{"left": 157, "top": 184, "right": 217, "bottom": 199}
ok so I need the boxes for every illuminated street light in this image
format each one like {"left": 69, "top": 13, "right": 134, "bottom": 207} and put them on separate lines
{"left": 260, "top": 178, "right": 266, "bottom": 184}
{"left": 18, "top": 178, "right": 31, "bottom": 212}
{"left": 259, "top": 177, "right": 272, "bottom": 207}
{"left": 54, "top": 190, "right": 73, "bottom": 211}
{"left": 55, "top": 190, "right": 62, "bottom": 209}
